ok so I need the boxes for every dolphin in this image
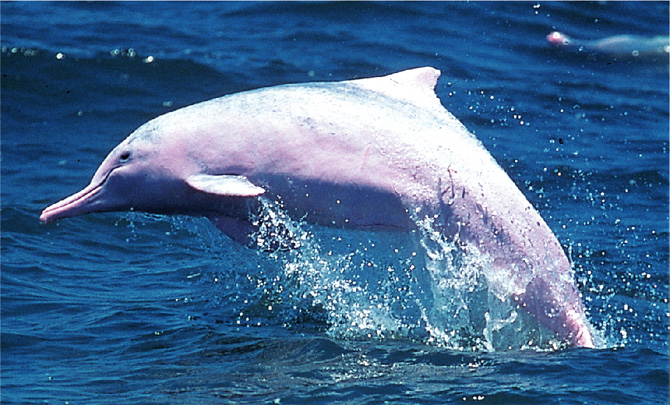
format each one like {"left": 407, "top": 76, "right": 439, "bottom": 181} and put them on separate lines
{"left": 547, "top": 30, "right": 670, "bottom": 58}
{"left": 40, "top": 67, "right": 594, "bottom": 348}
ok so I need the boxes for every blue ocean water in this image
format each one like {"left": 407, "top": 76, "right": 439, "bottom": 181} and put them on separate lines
{"left": 1, "top": 1, "right": 668, "bottom": 403}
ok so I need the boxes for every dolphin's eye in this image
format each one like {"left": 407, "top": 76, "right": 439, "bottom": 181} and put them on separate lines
{"left": 119, "top": 151, "right": 131, "bottom": 162}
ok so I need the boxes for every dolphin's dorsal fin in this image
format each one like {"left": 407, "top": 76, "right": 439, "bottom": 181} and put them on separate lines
{"left": 186, "top": 174, "right": 265, "bottom": 197}
{"left": 350, "top": 66, "right": 443, "bottom": 111}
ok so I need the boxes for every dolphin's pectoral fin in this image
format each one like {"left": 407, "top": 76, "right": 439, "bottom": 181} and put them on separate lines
{"left": 186, "top": 174, "right": 265, "bottom": 197}
{"left": 208, "top": 214, "right": 301, "bottom": 252}
{"left": 208, "top": 214, "right": 256, "bottom": 245}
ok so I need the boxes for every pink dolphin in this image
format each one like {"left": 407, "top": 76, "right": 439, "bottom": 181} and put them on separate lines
{"left": 41, "top": 67, "right": 594, "bottom": 348}
{"left": 547, "top": 30, "right": 669, "bottom": 58}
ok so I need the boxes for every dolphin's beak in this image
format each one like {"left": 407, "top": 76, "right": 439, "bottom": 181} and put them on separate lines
{"left": 40, "top": 181, "right": 104, "bottom": 223}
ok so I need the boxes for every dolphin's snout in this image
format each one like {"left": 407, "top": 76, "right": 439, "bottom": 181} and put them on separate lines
{"left": 40, "top": 182, "right": 103, "bottom": 223}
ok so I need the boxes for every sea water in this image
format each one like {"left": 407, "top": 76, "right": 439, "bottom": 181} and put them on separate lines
{"left": 2, "top": 2, "right": 668, "bottom": 403}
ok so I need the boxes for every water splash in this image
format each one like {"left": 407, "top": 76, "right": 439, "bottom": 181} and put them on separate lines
{"left": 236, "top": 199, "right": 570, "bottom": 351}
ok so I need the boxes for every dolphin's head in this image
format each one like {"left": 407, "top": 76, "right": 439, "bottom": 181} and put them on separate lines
{"left": 547, "top": 31, "right": 572, "bottom": 47}
{"left": 40, "top": 126, "right": 181, "bottom": 223}
{"left": 40, "top": 116, "right": 265, "bottom": 224}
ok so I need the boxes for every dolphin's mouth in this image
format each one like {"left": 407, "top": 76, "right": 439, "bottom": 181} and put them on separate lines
{"left": 39, "top": 170, "right": 114, "bottom": 224}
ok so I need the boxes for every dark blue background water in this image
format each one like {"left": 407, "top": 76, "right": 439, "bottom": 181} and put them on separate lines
{"left": 2, "top": 2, "right": 668, "bottom": 403}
